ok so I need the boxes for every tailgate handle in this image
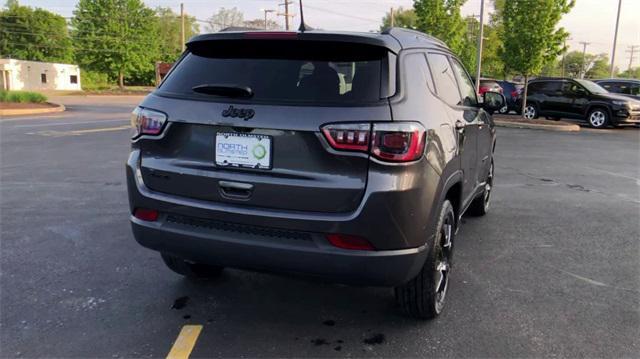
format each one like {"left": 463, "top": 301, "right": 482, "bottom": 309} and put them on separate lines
{"left": 219, "top": 181, "right": 253, "bottom": 200}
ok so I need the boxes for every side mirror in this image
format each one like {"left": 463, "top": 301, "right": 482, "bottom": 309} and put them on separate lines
{"left": 483, "top": 91, "right": 506, "bottom": 114}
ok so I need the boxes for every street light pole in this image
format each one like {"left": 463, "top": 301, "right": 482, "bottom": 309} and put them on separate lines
{"left": 261, "top": 9, "right": 275, "bottom": 30}
{"left": 180, "top": 3, "right": 185, "bottom": 52}
{"left": 610, "top": 0, "right": 622, "bottom": 77}
{"left": 474, "top": 0, "right": 485, "bottom": 94}
{"left": 579, "top": 41, "right": 591, "bottom": 79}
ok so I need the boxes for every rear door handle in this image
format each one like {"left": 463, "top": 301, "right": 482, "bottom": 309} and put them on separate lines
{"left": 219, "top": 181, "right": 253, "bottom": 200}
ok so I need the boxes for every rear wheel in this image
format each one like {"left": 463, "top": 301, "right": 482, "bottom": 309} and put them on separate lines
{"left": 161, "top": 253, "right": 224, "bottom": 278}
{"left": 523, "top": 104, "right": 538, "bottom": 119}
{"left": 498, "top": 105, "right": 509, "bottom": 114}
{"left": 395, "top": 200, "right": 455, "bottom": 319}
{"left": 587, "top": 108, "right": 609, "bottom": 128}
{"left": 467, "top": 161, "right": 493, "bottom": 216}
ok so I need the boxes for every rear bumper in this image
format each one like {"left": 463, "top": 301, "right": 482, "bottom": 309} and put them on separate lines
{"left": 126, "top": 150, "right": 439, "bottom": 286}
{"left": 131, "top": 215, "right": 427, "bottom": 286}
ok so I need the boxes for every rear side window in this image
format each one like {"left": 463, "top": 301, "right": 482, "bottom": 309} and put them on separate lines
{"left": 427, "top": 53, "right": 462, "bottom": 106}
{"left": 405, "top": 53, "right": 435, "bottom": 93}
{"left": 542, "top": 81, "right": 562, "bottom": 93}
{"left": 159, "top": 40, "right": 388, "bottom": 105}
{"left": 450, "top": 58, "right": 478, "bottom": 106}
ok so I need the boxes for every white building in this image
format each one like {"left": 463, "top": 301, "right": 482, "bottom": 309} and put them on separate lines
{"left": 0, "top": 59, "right": 82, "bottom": 91}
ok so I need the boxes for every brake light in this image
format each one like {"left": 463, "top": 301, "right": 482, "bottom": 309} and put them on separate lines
{"left": 511, "top": 90, "right": 519, "bottom": 98}
{"left": 371, "top": 123, "right": 426, "bottom": 162}
{"left": 244, "top": 32, "right": 297, "bottom": 39}
{"left": 131, "top": 107, "right": 167, "bottom": 138}
{"left": 479, "top": 86, "right": 489, "bottom": 95}
{"left": 320, "top": 122, "right": 426, "bottom": 163}
{"left": 133, "top": 208, "right": 159, "bottom": 222}
{"left": 327, "top": 234, "right": 375, "bottom": 251}
{"left": 321, "top": 123, "right": 370, "bottom": 152}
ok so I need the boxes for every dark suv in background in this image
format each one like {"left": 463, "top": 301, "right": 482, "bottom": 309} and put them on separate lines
{"left": 523, "top": 78, "right": 640, "bottom": 128}
{"left": 127, "top": 28, "right": 505, "bottom": 319}
{"left": 595, "top": 79, "right": 640, "bottom": 101}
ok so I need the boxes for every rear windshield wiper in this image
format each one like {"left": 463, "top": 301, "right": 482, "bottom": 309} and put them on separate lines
{"left": 191, "top": 84, "right": 253, "bottom": 98}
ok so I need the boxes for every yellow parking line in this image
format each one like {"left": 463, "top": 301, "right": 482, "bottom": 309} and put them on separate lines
{"left": 68, "top": 125, "right": 130, "bottom": 135}
{"left": 27, "top": 125, "right": 130, "bottom": 137}
{"left": 166, "top": 325, "right": 203, "bottom": 359}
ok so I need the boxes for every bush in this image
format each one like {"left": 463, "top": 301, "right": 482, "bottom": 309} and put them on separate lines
{"left": 0, "top": 90, "right": 47, "bottom": 103}
{"left": 80, "top": 69, "right": 111, "bottom": 91}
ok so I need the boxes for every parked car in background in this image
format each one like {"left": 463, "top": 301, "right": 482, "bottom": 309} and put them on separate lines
{"left": 594, "top": 79, "right": 640, "bottom": 101}
{"left": 496, "top": 80, "right": 523, "bottom": 114}
{"left": 478, "top": 78, "right": 503, "bottom": 96}
{"left": 523, "top": 78, "right": 640, "bottom": 128}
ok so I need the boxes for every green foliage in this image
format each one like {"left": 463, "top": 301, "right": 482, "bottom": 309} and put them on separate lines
{"left": 80, "top": 69, "right": 110, "bottom": 90}
{"left": 72, "top": 0, "right": 161, "bottom": 88}
{"left": 0, "top": 90, "right": 47, "bottom": 103}
{"left": 0, "top": 1, "right": 73, "bottom": 62}
{"left": 155, "top": 7, "right": 199, "bottom": 62}
{"left": 413, "top": 0, "right": 468, "bottom": 58}
{"left": 243, "top": 18, "right": 280, "bottom": 30}
{"left": 500, "top": 0, "right": 574, "bottom": 78}
{"left": 558, "top": 51, "right": 609, "bottom": 79}
{"left": 586, "top": 54, "right": 609, "bottom": 79}
{"left": 618, "top": 67, "right": 640, "bottom": 79}
{"left": 380, "top": 7, "right": 418, "bottom": 30}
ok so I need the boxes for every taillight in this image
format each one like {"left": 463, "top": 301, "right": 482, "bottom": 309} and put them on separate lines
{"left": 133, "top": 208, "right": 159, "bottom": 222}
{"left": 479, "top": 86, "right": 489, "bottom": 94}
{"left": 511, "top": 90, "right": 519, "bottom": 98}
{"left": 321, "top": 123, "right": 370, "bottom": 152}
{"left": 326, "top": 234, "right": 375, "bottom": 251}
{"left": 371, "top": 123, "right": 426, "bottom": 162}
{"left": 320, "top": 122, "right": 426, "bottom": 163}
{"left": 131, "top": 107, "right": 167, "bottom": 138}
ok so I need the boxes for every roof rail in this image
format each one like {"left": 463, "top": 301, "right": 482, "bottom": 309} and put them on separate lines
{"left": 381, "top": 27, "right": 448, "bottom": 48}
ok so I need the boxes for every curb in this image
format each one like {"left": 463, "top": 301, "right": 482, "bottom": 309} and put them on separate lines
{"left": 494, "top": 119, "right": 580, "bottom": 132}
{"left": 0, "top": 102, "right": 66, "bottom": 117}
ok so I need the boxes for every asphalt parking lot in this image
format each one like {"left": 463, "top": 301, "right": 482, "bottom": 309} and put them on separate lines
{"left": 1, "top": 96, "right": 639, "bottom": 358}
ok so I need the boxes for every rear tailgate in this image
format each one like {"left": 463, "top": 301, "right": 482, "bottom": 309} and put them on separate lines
{"left": 136, "top": 37, "right": 394, "bottom": 213}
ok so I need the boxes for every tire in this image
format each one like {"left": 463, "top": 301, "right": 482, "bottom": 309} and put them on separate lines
{"left": 523, "top": 104, "right": 538, "bottom": 119}
{"left": 467, "top": 160, "right": 493, "bottom": 216}
{"left": 587, "top": 108, "right": 610, "bottom": 128}
{"left": 395, "top": 200, "right": 455, "bottom": 319}
{"left": 161, "top": 253, "right": 224, "bottom": 278}
{"left": 498, "top": 105, "right": 509, "bottom": 114}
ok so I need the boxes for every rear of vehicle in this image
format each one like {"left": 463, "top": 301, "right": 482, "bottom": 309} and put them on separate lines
{"left": 126, "top": 32, "right": 438, "bottom": 287}
{"left": 478, "top": 79, "right": 503, "bottom": 96}
{"left": 496, "top": 81, "right": 523, "bottom": 113}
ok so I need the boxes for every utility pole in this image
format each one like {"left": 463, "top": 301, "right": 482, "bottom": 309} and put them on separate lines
{"left": 390, "top": 7, "right": 395, "bottom": 27}
{"left": 278, "top": 1, "right": 294, "bottom": 30}
{"left": 579, "top": 41, "right": 591, "bottom": 79}
{"left": 261, "top": 9, "right": 275, "bottom": 30}
{"left": 474, "top": 0, "right": 485, "bottom": 94}
{"left": 180, "top": 3, "right": 185, "bottom": 52}
{"left": 609, "top": 0, "right": 622, "bottom": 77}
{"left": 561, "top": 37, "right": 572, "bottom": 78}
{"left": 627, "top": 45, "right": 640, "bottom": 70}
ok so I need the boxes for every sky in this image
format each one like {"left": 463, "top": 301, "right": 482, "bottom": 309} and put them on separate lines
{"left": 16, "top": 0, "right": 640, "bottom": 71}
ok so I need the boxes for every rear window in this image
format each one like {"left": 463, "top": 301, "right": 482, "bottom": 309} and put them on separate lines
{"left": 158, "top": 40, "right": 390, "bottom": 105}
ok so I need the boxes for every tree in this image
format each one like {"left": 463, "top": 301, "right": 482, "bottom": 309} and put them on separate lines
{"left": 585, "top": 54, "right": 609, "bottom": 79}
{"left": 243, "top": 18, "right": 280, "bottom": 30}
{"left": 413, "top": 0, "right": 472, "bottom": 69}
{"left": 72, "top": 0, "right": 160, "bottom": 89}
{"left": 618, "top": 67, "right": 640, "bottom": 79}
{"left": 0, "top": 1, "right": 73, "bottom": 62}
{"left": 380, "top": 7, "right": 418, "bottom": 30}
{"left": 500, "top": 0, "right": 574, "bottom": 118}
{"left": 155, "top": 7, "right": 199, "bottom": 62}
{"left": 207, "top": 7, "right": 244, "bottom": 32}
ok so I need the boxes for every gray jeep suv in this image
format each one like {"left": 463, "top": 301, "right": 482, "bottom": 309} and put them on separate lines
{"left": 127, "top": 28, "right": 504, "bottom": 319}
